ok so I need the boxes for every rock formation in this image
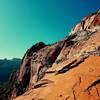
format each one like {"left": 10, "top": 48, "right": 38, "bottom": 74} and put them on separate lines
{"left": 0, "top": 11, "right": 100, "bottom": 100}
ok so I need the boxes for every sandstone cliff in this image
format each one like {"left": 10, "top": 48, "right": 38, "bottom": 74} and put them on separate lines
{"left": 0, "top": 11, "right": 100, "bottom": 100}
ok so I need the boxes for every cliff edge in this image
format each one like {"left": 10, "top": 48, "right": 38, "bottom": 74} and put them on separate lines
{"left": 0, "top": 11, "right": 100, "bottom": 100}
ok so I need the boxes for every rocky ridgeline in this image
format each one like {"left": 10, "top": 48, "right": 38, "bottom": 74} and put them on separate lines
{"left": 0, "top": 11, "right": 100, "bottom": 100}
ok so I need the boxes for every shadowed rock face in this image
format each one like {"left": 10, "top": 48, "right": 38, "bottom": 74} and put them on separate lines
{"left": 17, "top": 42, "right": 47, "bottom": 89}
{"left": 0, "top": 11, "right": 100, "bottom": 100}
{"left": 17, "top": 40, "right": 65, "bottom": 90}
{"left": 0, "top": 41, "right": 65, "bottom": 100}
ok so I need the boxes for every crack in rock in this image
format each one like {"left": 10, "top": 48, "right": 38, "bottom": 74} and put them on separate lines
{"left": 55, "top": 57, "right": 87, "bottom": 75}
{"left": 86, "top": 79, "right": 100, "bottom": 90}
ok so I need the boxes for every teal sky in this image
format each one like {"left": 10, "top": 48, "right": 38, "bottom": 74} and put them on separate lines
{"left": 0, "top": 0, "right": 100, "bottom": 59}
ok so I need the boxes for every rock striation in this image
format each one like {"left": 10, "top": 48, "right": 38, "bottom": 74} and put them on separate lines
{"left": 0, "top": 11, "right": 100, "bottom": 100}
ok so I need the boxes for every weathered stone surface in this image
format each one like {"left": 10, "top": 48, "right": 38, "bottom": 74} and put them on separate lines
{"left": 14, "top": 55, "right": 100, "bottom": 100}
{"left": 70, "top": 11, "right": 100, "bottom": 35}
{"left": 0, "top": 11, "right": 100, "bottom": 100}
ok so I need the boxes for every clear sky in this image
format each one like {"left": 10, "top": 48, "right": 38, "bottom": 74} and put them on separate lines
{"left": 0, "top": 0, "right": 100, "bottom": 59}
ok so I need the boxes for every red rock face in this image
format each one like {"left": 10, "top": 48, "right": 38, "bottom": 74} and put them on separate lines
{"left": 92, "top": 14, "right": 100, "bottom": 26}
{"left": 70, "top": 11, "right": 100, "bottom": 35}
{"left": 0, "top": 11, "right": 100, "bottom": 100}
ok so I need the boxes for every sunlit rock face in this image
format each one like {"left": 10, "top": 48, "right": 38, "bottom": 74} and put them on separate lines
{"left": 0, "top": 11, "right": 100, "bottom": 100}
{"left": 70, "top": 11, "right": 100, "bottom": 35}
{"left": 54, "top": 11, "right": 100, "bottom": 65}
